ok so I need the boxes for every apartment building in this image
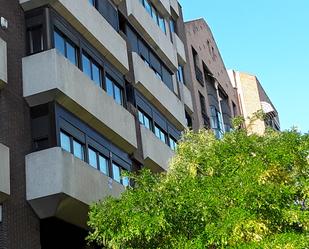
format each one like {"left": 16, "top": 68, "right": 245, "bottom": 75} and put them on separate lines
{"left": 228, "top": 70, "right": 280, "bottom": 134}
{"left": 0, "top": 0, "right": 193, "bottom": 248}
{"left": 184, "top": 19, "right": 239, "bottom": 138}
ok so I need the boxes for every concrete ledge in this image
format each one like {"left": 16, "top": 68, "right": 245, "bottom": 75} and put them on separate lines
{"left": 181, "top": 83, "right": 193, "bottom": 114}
{"left": 19, "top": 0, "right": 129, "bottom": 74}
{"left": 0, "top": 143, "right": 10, "bottom": 203}
{"left": 26, "top": 147, "right": 125, "bottom": 227}
{"left": 23, "top": 49, "right": 137, "bottom": 153}
{"left": 132, "top": 52, "right": 186, "bottom": 129}
{"left": 126, "top": 0, "right": 177, "bottom": 71}
{"left": 140, "top": 125, "right": 174, "bottom": 172}
{"left": 150, "top": 0, "right": 171, "bottom": 17}
{"left": 0, "top": 38, "right": 7, "bottom": 88}
{"left": 173, "top": 33, "right": 186, "bottom": 64}
{"left": 169, "top": 0, "right": 179, "bottom": 16}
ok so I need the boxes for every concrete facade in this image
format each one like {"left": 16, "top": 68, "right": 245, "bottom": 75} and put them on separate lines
{"left": 184, "top": 19, "right": 240, "bottom": 132}
{"left": 23, "top": 49, "right": 138, "bottom": 153}
{"left": 0, "top": 37, "right": 7, "bottom": 87}
{"left": 0, "top": 143, "right": 10, "bottom": 203}
{"left": 26, "top": 147, "right": 124, "bottom": 228}
{"left": 228, "top": 70, "right": 280, "bottom": 134}
{"left": 140, "top": 125, "right": 174, "bottom": 172}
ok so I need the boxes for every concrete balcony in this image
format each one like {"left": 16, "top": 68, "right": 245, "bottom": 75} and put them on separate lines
{"left": 126, "top": 0, "right": 178, "bottom": 70}
{"left": 19, "top": 0, "right": 129, "bottom": 74}
{"left": 132, "top": 52, "right": 186, "bottom": 130}
{"left": 173, "top": 33, "right": 186, "bottom": 64}
{"left": 22, "top": 49, "right": 137, "bottom": 153}
{"left": 169, "top": 0, "right": 179, "bottom": 16}
{"left": 140, "top": 125, "right": 174, "bottom": 172}
{"left": 26, "top": 147, "right": 124, "bottom": 227}
{"left": 0, "top": 144, "right": 10, "bottom": 203}
{"left": 0, "top": 38, "right": 7, "bottom": 88}
{"left": 151, "top": 0, "right": 171, "bottom": 16}
{"left": 180, "top": 83, "right": 194, "bottom": 114}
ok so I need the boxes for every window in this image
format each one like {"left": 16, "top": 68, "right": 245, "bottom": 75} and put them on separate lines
{"left": 99, "top": 155, "right": 108, "bottom": 175}
{"left": 177, "top": 65, "right": 185, "bottom": 84}
{"left": 185, "top": 111, "right": 192, "bottom": 128}
{"left": 88, "top": 0, "right": 95, "bottom": 6}
{"left": 143, "top": 0, "right": 152, "bottom": 15}
{"left": 28, "top": 26, "right": 43, "bottom": 54}
{"left": 112, "top": 163, "right": 121, "bottom": 183}
{"left": 82, "top": 53, "right": 101, "bottom": 87}
{"left": 158, "top": 15, "right": 166, "bottom": 33}
{"left": 170, "top": 19, "right": 176, "bottom": 34}
{"left": 151, "top": 6, "right": 158, "bottom": 23}
{"left": 88, "top": 147, "right": 98, "bottom": 169}
{"left": 199, "top": 92, "right": 207, "bottom": 116}
{"left": 112, "top": 163, "right": 129, "bottom": 186}
{"left": 155, "top": 125, "right": 167, "bottom": 144}
{"left": 60, "top": 131, "right": 85, "bottom": 160}
{"left": 192, "top": 47, "right": 203, "bottom": 85}
{"left": 169, "top": 137, "right": 177, "bottom": 151}
{"left": 60, "top": 132, "right": 71, "bottom": 153}
{"left": 139, "top": 0, "right": 166, "bottom": 34}
{"left": 232, "top": 101, "right": 237, "bottom": 117}
{"left": 105, "top": 75, "right": 123, "bottom": 105}
{"left": 210, "top": 106, "right": 224, "bottom": 139}
{"left": 73, "top": 139, "right": 84, "bottom": 160}
{"left": 138, "top": 110, "right": 151, "bottom": 130}
{"left": 54, "top": 30, "right": 77, "bottom": 66}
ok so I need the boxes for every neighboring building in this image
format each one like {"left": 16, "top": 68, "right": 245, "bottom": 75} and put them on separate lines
{"left": 184, "top": 18, "right": 240, "bottom": 138}
{"left": 0, "top": 0, "right": 192, "bottom": 248}
{"left": 228, "top": 70, "right": 280, "bottom": 134}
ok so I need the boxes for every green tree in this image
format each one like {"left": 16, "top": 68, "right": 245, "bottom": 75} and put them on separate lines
{"left": 87, "top": 128, "right": 309, "bottom": 249}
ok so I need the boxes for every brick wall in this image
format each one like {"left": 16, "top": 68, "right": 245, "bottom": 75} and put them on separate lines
{"left": 0, "top": 1, "right": 41, "bottom": 248}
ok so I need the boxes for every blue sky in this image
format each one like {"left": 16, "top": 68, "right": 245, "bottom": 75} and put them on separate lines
{"left": 179, "top": 0, "right": 309, "bottom": 132}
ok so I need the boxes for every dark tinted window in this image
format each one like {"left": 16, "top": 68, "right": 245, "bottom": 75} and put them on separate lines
{"left": 28, "top": 26, "right": 43, "bottom": 54}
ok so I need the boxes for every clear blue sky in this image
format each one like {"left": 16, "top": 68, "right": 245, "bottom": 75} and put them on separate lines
{"left": 179, "top": 0, "right": 309, "bottom": 132}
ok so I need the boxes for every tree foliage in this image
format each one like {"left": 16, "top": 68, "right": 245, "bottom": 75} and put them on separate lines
{"left": 87, "top": 128, "right": 309, "bottom": 248}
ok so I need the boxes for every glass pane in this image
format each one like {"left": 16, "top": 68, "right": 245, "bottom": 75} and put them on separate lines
{"left": 88, "top": 0, "right": 95, "bottom": 6}
{"left": 92, "top": 63, "right": 101, "bottom": 87}
{"left": 155, "top": 126, "right": 161, "bottom": 139}
{"left": 158, "top": 16, "right": 166, "bottom": 33}
{"left": 29, "top": 27, "right": 43, "bottom": 54}
{"left": 144, "top": 0, "right": 152, "bottom": 15}
{"left": 54, "top": 31, "right": 65, "bottom": 56}
{"left": 66, "top": 42, "right": 77, "bottom": 65}
{"left": 160, "top": 131, "right": 166, "bottom": 143}
{"left": 170, "top": 19, "right": 175, "bottom": 33}
{"left": 114, "top": 85, "right": 122, "bottom": 105}
{"left": 144, "top": 115, "right": 150, "bottom": 130}
{"left": 99, "top": 155, "right": 108, "bottom": 175}
{"left": 88, "top": 148, "right": 98, "bottom": 169}
{"left": 169, "top": 137, "right": 177, "bottom": 151}
{"left": 60, "top": 132, "right": 71, "bottom": 152}
{"left": 138, "top": 110, "right": 144, "bottom": 125}
{"left": 82, "top": 53, "right": 91, "bottom": 79}
{"left": 112, "top": 163, "right": 121, "bottom": 183}
{"left": 73, "top": 140, "right": 84, "bottom": 160}
{"left": 122, "top": 175, "right": 130, "bottom": 187}
{"left": 106, "top": 77, "right": 114, "bottom": 98}
{"left": 151, "top": 7, "right": 158, "bottom": 23}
